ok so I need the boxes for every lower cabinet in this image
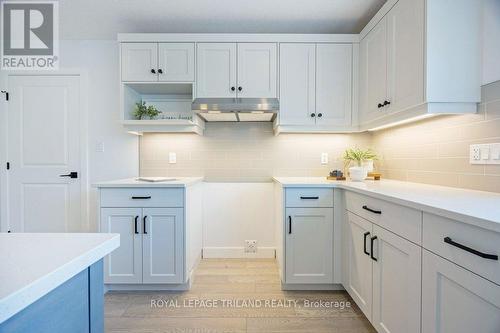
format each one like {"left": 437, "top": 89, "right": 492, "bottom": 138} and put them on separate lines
{"left": 345, "top": 212, "right": 421, "bottom": 333}
{"left": 285, "top": 208, "right": 333, "bottom": 284}
{"left": 422, "top": 250, "right": 500, "bottom": 333}
{"left": 100, "top": 207, "right": 184, "bottom": 284}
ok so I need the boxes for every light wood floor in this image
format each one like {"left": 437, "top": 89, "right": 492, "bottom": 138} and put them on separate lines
{"left": 105, "top": 259, "right": 376, "bottom": 333}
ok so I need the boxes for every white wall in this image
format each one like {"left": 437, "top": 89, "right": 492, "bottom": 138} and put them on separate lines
{"left": 482, "top": 0, "right": 500, "bottom": 85}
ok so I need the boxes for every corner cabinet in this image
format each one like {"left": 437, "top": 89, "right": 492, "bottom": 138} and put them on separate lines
{"left": 358, "top": 0, "right": 481, "bottom": 130}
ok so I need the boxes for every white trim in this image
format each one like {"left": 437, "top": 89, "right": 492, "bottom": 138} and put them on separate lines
{"left": 118, "top": 33, "right": 360, "bottom": 44}
{"left": 359, "top": 0, "right": 400, "bottom": 40}
{"left": 0, "top": 69, "right": 90, "bottom": 232}
{"left": 202, "top": 247, "right": 276, "bottom": 259}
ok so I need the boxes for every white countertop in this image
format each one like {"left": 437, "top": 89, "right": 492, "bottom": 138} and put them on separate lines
{"left": 93, "top": 177, "right": 204, "bottom": 188}
{"left": 0, "top": 233, "right": 120, "bottom": 323}
{"left": 273, "top": 177, "right": 500, "bottom": 233}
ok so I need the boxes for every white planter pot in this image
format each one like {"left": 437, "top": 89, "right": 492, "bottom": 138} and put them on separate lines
{"left": 349, "top": 166, "right": 368, "bottom": 182}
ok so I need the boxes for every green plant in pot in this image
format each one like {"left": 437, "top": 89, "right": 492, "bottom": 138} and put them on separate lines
{"left": 343, "top": 148, "right": 378, "bottom": 181}
{"left": 133, "top": 101, "right": 160, "bottom": 120}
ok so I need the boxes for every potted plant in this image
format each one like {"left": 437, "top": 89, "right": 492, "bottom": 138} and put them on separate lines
{"left": 133, "top": 101, "right": 160, "bottom": 120}
{"left": 343, "top": 148, "right": 378, "bottom": 181}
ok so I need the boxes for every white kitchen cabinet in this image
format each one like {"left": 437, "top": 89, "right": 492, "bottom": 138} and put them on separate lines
{"left": 237, "top": 43, "right": 277, "bottom": 98}
{"left": 121, "top": 43, "right": 158, "bottom": 82}
{"left": 345, "top": 212, "right": 373, "bottom": 319}
{"left": 422, "top": 249, "right": 500, "bottom": 333}
{"left": 158, "top": 43, "right": 195, "bottom": 82}
{"left": 196, "top": 43, "right": 237, "bottom": 98}
{"left": 372, "top": 224, "right": 421, "bottom": 333}
{"left": 100, "top": 208, "right": 143, "bottom": 284}
{"left": 285, "top": 208, "right": 334, "bottom": 284}
{"left": 316, "top": 44, "right": 352, "bottom": 127}
{"left": 279, "top": 43, "right": 316, "bottom": 126}
{"left": 142, "top": 208, "right": 184, "bottom": 284}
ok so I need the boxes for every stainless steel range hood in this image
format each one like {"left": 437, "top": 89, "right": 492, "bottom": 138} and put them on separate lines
{"left": 192, "top": 98, "right": 279, "bottom": 122}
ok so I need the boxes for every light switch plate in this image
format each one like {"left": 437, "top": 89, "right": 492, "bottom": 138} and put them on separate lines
{"left": 95, "top": 141, "right": 104, "bottom": 153}
{"left": 169, "top": 152, "right": 176, "bottom": 164}
{"left": 321, "top": 153, "right": 328, "bottom": 165}
{"left": 470, "top": 143, "right": 500, "bottom": 164}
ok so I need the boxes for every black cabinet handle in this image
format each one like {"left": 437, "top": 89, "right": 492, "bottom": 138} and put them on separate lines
{"left": 231, "top": 86, "right": 236, "bottom": 91}
{"left": 300, "top": 196, "right": 319, "bottom": 200}
{"left": 158, "top": 69, "right": 163, "bottom": 74}
{"left": 134, "top": 216, "right": 139, "bottom": 234}
{"left": 60, "top": 172, "right": 78, "bottom": 179}
{"left": 288, "top": 216, "right": 292, "bottom": 234}
{"left": 370, "top": 236, "right": 378, "bottom": 261}
{"left": 310, "top": 113, "right": 316, "bottom": 118}
{"left": 383, "top": 100, "right": 391, "bottom": 106}
{"left": 317, "top": 113, "right": 323, "bottom": 118}
{"left": 377, "top": 103, "right": 384, "bottom": 108}
{"left": 363, "top": 232, "right": 370, "bottom": 256}
{"left": 444, "top": 237, "right": 498, "bottom": 260}
{"left": 362, "top": 205, "right": 382, "bottom": 215}
{"left": 143, "top": 216, "right": 148, "bottom": 234}
{"left": 151, "top": 69, "right": 156, "bottom": 74}
{"left": 238, "top": 86, "right": 243, "bottom": 91}
{"left": 131, "top": 196, "right": 151, "bottom": 200}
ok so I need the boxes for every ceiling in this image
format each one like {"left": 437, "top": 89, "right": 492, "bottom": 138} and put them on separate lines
{"left": 58, "top": 0, "right": 386, "bottom": 40}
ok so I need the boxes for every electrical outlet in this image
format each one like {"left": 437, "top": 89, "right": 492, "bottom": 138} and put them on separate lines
{"left": 95, "top": 141, "right": 104, "bottom": 153}
{"left": 169, "top": 152, "right": 176, "bottom": 164}
{"left": 470, "top": 143, "right": 500, "bottom": 165}
{"left": 245, "top": 240, "right": 257, "bottom": 253}
{"left": 321, "top": 153, "right": 328, "bottom": 165}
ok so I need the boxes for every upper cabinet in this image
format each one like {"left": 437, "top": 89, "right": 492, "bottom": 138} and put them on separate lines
{"left": 278, "top": 43, "right": 353, "bottom": 132}
{"left": 196, "top": 43, "right": 277, "bottom": 98}
{"left": 359, "top": 0, "right": 481, "bottom": 130}
{"left": 122, "top": 43, "right": 195, "bottom": 82}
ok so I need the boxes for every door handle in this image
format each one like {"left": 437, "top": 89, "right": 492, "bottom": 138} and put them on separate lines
{"left": 59, "top": 172, "right": 78, "bottom": 179}
{"left": 362, "top": 205, "right": 382, "bottom": 215}
{"left": 143, "top": 215, "right": 148, "bottom": 234}
{"left": 134, "top": 216, "right": 139, "bottom": 234}
{"left": 363, "top": 232, "right": 370, "bottom": 256}
{"left": 444, "top": 237, "right": 498, "bottom": 260}
{"left": 370, "top": 236, "right": 378, "bottom": 261}
{"left": 288, "top": 216, "right": 292, "bottom": 234}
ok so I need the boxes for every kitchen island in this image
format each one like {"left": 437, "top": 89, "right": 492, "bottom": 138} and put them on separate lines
{"left": 0, "top": 233, "right": 120, "bottom": 333}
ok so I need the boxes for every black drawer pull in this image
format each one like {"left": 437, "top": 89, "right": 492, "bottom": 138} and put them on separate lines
{"left": 134, "top": 216, "right": 139, "bottom": 234}
{"left": 143, "top": 216, "right": 148, "bottom": 234}
{"left": 363, "top": 232, "right": 370, "bottom": 256}
{"left": 131, "top": 196, "right": 151, "bottom": 200}
{"left": 370, "top": 236, "right": 378, "bottom": 261}
{"left": 300, "top": 196, "right": 319, "bottom": 200}
{"left": 288, "top": 216, "right": 292, "bottom": 234}
{"left": 444, "top": 237, "right": 498, "bottom": 260}
{"left": 362, "top": 205, "right": 382, "bottom": 215}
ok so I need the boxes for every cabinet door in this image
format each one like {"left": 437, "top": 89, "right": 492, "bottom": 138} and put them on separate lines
{"left": 100, "top": 208, "right": 142, "bottom": 284}
{"left": 345, "top": 212, "right": 373, "bottom": 319}
{"left": 196, "top": 43, "right": 237, "bottom": 98}
{"left": 142, "top": 208, "right": 184, "bottom": 284}
{"left": 372, "top": 225, "right": 421, "bottom": 333}
{"left": 386, "top": 0, "right": 424, "bottom": 114}
{"left": 158, "top": 43, "right": 195, "bottom": 82}
{"left": 237, "top": 43, "right": 277, "bottom": 98}
{"left": 279, "top": 44, "right": 316, "bottom": 126}
{"left": 285, "top": 208, "right": 333, "bottom": 284}
{"left": 422, "top": 250, "right": 500, "bottom": 333}
{"left": 316, "top": 44, "right": 352, "bottom": 127}
{"left": 121, "top": 43, "right": 158, "bottom": 82}
{"left": 359, "top": 18, "right": 388, "bottom": 124}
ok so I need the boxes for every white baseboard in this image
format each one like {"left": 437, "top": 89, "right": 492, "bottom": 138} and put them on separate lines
{"left": 202, "top": 247, "right": 276, "bottom": 259}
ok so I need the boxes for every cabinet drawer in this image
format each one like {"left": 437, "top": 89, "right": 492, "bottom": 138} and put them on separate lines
{"left": 423, "top": 213, "right": 500, "bottom": 285}
{"left": 345, "top": 191, "right": 422, "bottom": 245}
{"left": 100, "top": 188, "right": 184, "bottom": 208}
{"left": 285, "top": 188, "right": 333, "bottom": 208}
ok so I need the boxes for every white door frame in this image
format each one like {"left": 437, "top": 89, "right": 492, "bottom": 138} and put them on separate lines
{"left": 0, "top": 69, "right": 89, "bottom": 232}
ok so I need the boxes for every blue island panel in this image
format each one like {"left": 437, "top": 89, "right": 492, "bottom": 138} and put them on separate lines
{"left": 0, "top": 260, "right": 104, "bottom": 333}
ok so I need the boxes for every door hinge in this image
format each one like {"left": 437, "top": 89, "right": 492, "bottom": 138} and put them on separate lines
{"left": 6, "top": 162, "right": 10, "bottom": 170}
{"left": 1, "top": 91, "right": 8, "bottom": 101}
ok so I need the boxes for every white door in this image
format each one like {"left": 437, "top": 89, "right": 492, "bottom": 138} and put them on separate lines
{"left": 386, "top": 0, "right": 425, "bottom": 114}
{"left": 279, "top": 43, "right": 316, "bottom": 126}
{"left": 158, "top": 43, "right": 195, "bottom": 82}
{"left": 285, "top": 208, "right": 333, "bottom": 284}
{"left": 121, "top": 43, "right": 158, "bottom": 82}
{"left": 237, "top": 43, "right": 277, "bottom": 98}
{"left": 101, "top": 208, "right": 143, "bottom": 284}
{"left": 372, "top": 225, "right": 421, "bottom": 333}
{"left": 196, "top": 43, "right": 237, "bottom": 98}
{"left": 8, "top": 75, "right": 83, "bottom": 232}
{"left": 422, "top": 250, "right": 500, "bottom": 333}
{"left": 345, "top": 212, "right": 373, "bottom": 320}
{"left": 316, "top": 44, "right": 353, "bottom": 127}
{"left": 142, "top": 208, "right": 184, "bottom": 284}
{"left": 359, "top": 17, "right": 388, "bottom": 124}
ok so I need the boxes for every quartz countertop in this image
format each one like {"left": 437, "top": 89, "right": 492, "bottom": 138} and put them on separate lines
{"left": 94, "top": 177, "right": 204, "bottom": 188}
{"left": 0, "top": 233, "right": 120, "bottom": 323}
{"left": 273, "top": 177, "right": 500, "bottom": 233}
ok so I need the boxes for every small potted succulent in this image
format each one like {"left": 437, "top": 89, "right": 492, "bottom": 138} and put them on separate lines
{"left": 133, "top": 101, "right": 160, "bottom": 120}
{"left": 343, "top": 148, "right": 378, "bottom": 181}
